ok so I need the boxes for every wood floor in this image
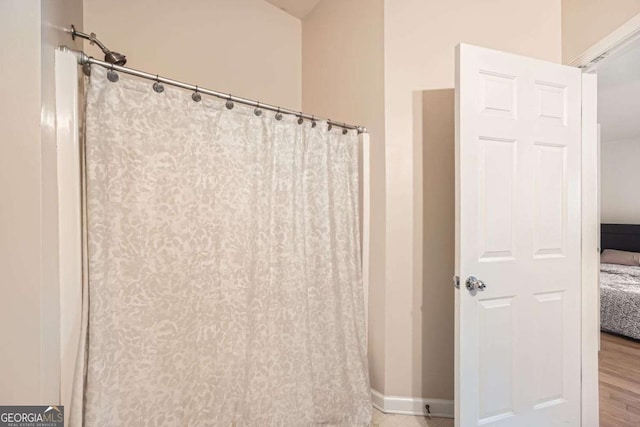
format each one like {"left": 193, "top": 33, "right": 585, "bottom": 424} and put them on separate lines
{"left": 600, "top": 332, "right": 640, "bottom": 426}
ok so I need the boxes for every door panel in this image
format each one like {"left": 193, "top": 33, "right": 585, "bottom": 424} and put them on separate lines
{"left": 478, "top": 297, "right": 514, "bottom": 421}
{"left": 533, "top": 143, "right": 567, "bottom": 258}
{"left": 478, "top": 137, "right": 516, "bottom": 261}
{"left": 455, "top": 44, "right": 582, "bottom": 426}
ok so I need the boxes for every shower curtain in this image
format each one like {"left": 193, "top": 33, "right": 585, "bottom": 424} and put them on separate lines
{"left": 78, "top": 66, "right": 371, "bottom": 426}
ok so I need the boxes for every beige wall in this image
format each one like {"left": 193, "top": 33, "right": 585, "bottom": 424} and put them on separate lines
{"left": 0, "top": 1, "right": 43, "bottom": 404}
{"left": 84, "top": 0, "right": 302, "bottom": 109}
{"left": 383, "top": 0, "right": 561, "bottom": 398}
{"left": 420, "top": 90, "right": 455, "bottom": 399}
{"left": 3, "top": 0, "right": 603, "bottom": 407}
{"left": 0, "top": 0, "right": 82, "bottom": 404}
{"left": 562, "top": 0, "right": 640, "bottom": 64}
{"left": 302, "top": 0, "right": 387, "bottom": 392}
{"left": 601, "top": 139, "right": 640, "bottom": 224}
{"left": 306, "top": 0, "right": 564, "bottom": 400}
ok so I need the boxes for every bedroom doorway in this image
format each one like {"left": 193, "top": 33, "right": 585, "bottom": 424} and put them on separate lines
{"left": 578, "top": 26, "right": 640, "bottom": 427}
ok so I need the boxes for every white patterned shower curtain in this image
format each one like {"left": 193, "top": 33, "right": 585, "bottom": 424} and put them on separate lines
{"left": 75, "top": 66, "right": 371, "bottom": 426}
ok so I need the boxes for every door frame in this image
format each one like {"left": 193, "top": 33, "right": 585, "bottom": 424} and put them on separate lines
{"left": 571, "top": 14, "right": 640, "bottom": 426}
{"left": 581, "top": 73, "right": 598, "bottom": 427}
{"left": 569, "top": 12, "right": 640, "bottom": 70}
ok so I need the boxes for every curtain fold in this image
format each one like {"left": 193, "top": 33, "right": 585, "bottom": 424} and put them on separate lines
{"left": 77, "top": 66, "right": 371, "bottom": 426}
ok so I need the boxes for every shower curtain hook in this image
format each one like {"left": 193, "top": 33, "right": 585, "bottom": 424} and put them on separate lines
{"left": 311, "top": 115, "right": 317, "bottom": 128}
{"left": 342, "top": 123, "right": 348, "bottom": 135}
{"left": 192, "top": 86, "right": 202, "bottom": 102}
{"left": 225, "top": 93, "right": 234, "bottom": 110}
{"left": 275, "top": 107, "right": 283, "bottom": 121}
{"left": 327, "top": 121, "right": 333, "bottom": 131}
{"left": 106, "top": 63, "right": 119, "bottom": 82}
{"left": 82, "top": 61, "right": 92, "bottom": 77}
{"left": 254, "top": 101, "right": 262, "bottom": 116}
{"left": 297, "top": 112, "right": 304, "bottom": 125}
{"left": 152, "top": 75, "right": 164, "bottom": 93}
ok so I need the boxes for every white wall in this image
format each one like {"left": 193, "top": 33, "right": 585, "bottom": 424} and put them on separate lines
{"left": 383, "top": 0, "right": 562, "bottom": 399}
{"left": 84, "top": 0, "right": 302, "bottom": 109}
{"left": 0, "top": 0, "right": 82, "bottom": 404}
{"left": 601, "top": 138, "right": 640, "bottom": 224}
{"left": 302, "top": 0, "right": 386, "bottom": 392}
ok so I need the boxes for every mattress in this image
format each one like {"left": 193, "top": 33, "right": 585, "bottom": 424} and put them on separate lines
{"left": 601, "top": 262, "right": 640, "bottom": 340}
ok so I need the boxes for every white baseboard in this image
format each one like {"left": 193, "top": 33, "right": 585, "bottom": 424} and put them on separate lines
{"left": 371, "top": 389, "right": 454, "bottom": 419}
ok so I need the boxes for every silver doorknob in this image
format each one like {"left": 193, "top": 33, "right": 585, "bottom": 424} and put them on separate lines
{"left": 465, "top": 276, "right": 486, "bottom": 291}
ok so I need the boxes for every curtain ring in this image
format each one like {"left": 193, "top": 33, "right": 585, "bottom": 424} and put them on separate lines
{"left": 254, "top": 101, "right": 262, "bottom": 116}
{"left": 152, "top": 75, "right": 164, "bottom": 93}
{"left": 107, "top": 63, "right": 119, "bottom": 82}
{"left": 275, "top": 107, "right": 283, "bottom": 121}
{"left": 226, "top": 93, "right": 234, "bottom": 110}
{"left": 192, "top": 86, "right": 202, "bottom": 102}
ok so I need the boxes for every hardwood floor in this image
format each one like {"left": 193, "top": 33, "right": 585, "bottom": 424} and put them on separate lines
{"left": 600, "top": 332, "right": 640, "bottom": 426}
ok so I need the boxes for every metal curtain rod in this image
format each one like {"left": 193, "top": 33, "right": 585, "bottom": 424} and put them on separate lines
{"left": 64, "top": 39, "right": 367, "bottom": 133}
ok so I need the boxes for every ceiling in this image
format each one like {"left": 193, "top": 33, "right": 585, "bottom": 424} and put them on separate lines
{"left": 597, "top": 39, "right": 640, "bottom": 143}
{"left": 264, "top": 0, "right": 322, "bottom": 19}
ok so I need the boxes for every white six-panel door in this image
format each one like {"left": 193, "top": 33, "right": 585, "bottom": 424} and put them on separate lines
{"left": 455, "top": 44, "right": 583, "bottom": 426}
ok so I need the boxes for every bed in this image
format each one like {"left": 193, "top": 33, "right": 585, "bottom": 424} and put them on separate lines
{"left": 600, "top": 224, "right": 640, "bottom": 340}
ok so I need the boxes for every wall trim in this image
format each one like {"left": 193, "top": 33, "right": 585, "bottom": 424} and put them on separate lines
{"left": 569, "top": 12, "right": 640, "bottom": 70}
{"left": 371, "top": 389, "right": 454, "bottom": 419}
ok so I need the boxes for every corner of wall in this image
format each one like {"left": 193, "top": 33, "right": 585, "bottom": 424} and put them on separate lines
{"left": 301, "top": 0, "right": 387, "bottom": 394}
{"left": 41, "top": 0, "right": 84, "bottom": 404}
